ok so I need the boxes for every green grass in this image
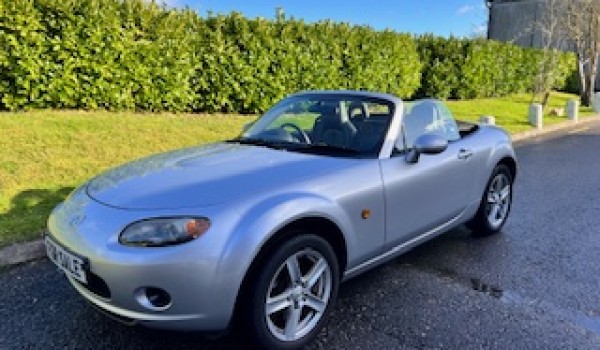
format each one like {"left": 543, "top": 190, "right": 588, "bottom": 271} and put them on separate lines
{"left": 0, "top": 110, "right": 256, "bottom": 247}
{"left": 447, "top": 92, "right": 595, "bottom": 133}
{"left": 0, "top": 92, "right": 596, "bottom": 247}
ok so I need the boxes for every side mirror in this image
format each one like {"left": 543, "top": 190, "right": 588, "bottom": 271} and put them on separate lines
{"left": 405, "top": 133, "right": 448, "bottom": 164}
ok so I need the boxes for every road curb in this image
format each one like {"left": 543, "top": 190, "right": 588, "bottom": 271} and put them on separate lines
{"left": 1, "top": 115, "right": 599, "bottom": 269}
{"left": 511, "top": 115, "right": 600, "bottom": 142}
{"left": 0, "top": 239, "right": 45, "bottom": 268}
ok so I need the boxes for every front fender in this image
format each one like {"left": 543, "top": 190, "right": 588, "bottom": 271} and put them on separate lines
{"left": 222, "top": 191, "right": 355, "bottom": 274}
{"left": 211, "top": 192, "right": 354, "bottom": 323}
{"left": 481, "top": 128, "right": 518, "bottom": 192}
{"left": 486, "top": 135, "right": 517, "bottom": 176}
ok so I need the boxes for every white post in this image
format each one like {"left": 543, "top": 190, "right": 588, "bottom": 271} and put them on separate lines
{"left": 479, "top": 115, "right": 496, "bottom": 125}
{"left": 529, "top": 104, "right": 543, "bottom": 129}
{"left": 593, "top": 92, "right": 600, "bottom": 113}
{"left": 566, "top": 100, "right": 579, "bottom": 123}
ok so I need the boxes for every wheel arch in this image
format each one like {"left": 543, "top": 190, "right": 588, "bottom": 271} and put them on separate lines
{"left": 498, "top": 156, "right": 517, "bottom": 181}
{"left": 230, "top": 216, "right": 347, "bottom": 327}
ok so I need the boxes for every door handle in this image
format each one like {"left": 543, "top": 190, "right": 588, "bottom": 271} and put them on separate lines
{"left": 457, "top": 149, "right": 473, "bottom": 160}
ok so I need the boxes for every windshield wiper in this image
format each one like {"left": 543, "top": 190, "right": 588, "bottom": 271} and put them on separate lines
{"left": 289, "top": 143, "right": 360, "bottom": 156}
{"left": 226, "top": 137, "right": 291, "bottom": 150}
{"left": 228, "top": 138, "right": 360, "bottom": 156}
{"left": 227, "top": 137, "right": 267, "bottom": 145}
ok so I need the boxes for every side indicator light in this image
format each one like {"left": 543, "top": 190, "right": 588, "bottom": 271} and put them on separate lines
{"left": 361, "top": 209, "right": 371, "bottom": 220}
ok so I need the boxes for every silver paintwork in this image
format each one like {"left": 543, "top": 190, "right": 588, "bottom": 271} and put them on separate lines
{"left": 47, "top": 90, "right": 517, "bottom": 331}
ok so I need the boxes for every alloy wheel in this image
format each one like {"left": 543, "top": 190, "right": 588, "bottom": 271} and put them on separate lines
{"left": 485, "top": 173, "right": 511, "bottom": 229}
{"left": 265, "top": 248, "right": 332, "bottom": 342}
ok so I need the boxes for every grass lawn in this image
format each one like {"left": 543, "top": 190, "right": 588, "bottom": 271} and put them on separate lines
{"left": 0, "top": 111, "right": 256, "bottom": 247}
{"left": 447, "top": 92, "right": 595, "bottom": 133}
{"left": 0, "top": 92, "right": 596, "bottom": 247}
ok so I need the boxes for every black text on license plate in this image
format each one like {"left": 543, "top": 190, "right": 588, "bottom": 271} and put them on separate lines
{"left": 45, "top": 236, "right": 88, "bottom": 284}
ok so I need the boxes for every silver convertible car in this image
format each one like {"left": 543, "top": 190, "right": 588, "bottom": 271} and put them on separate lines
{"left": 46, "top": 91, "right": 516, "bottom": 349}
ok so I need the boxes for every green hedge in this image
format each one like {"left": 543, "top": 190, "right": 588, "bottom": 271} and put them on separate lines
{"left": 0, "top": 0, "right": 199, "bottom": 111}
{"left": 0, "top": 0, "right": 578, "bottom": 112}
{"left": 0, "top": 0, "right": 421, "bottom": 113}
{"left": 415, "top": 35, "right": 577, "bottom": 99}
{"left": 192, "top": 15, "right": 421, "bottom": 113}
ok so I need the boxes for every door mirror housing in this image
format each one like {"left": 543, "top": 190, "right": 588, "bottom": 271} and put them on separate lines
{"left": 405, "top": 133, "right": 448, "bottom": 164}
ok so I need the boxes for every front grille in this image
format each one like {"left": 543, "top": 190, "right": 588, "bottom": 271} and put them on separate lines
{"left": 76, "top": 271, "right": 111, "bottom": 299}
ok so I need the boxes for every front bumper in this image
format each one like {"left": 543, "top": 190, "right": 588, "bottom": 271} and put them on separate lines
{"left": 46, "top": 188, "right": 243, "bottom": 331}
{"left": 68, "top": 276, "right": 212, "bottom": 330}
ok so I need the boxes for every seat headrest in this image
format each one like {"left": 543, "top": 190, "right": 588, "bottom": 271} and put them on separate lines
{"left": 308, "top": 102, "right": 338, "bottom": 115}
{"left": 408, "top": 102, "right": 437, "bottom": 124}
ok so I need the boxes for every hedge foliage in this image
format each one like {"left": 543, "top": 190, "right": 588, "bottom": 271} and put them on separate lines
{"left": 416, "top": 35, "right": 577, "bottom": 99}
{"left": 1, "top": 0, "right": 198, "bottom": 111}
{"left": 0, "top": 0, "right": 578, "bottom": 113}
{"left": 193, "top": 14, "right": 421, "bottom": 113}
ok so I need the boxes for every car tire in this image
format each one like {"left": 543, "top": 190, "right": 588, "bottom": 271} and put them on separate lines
{"left": 242, "top": 233, "right": 340, "bottom": 350}
{"left": 467, "top": 163, "right": 513, "bottom": 236}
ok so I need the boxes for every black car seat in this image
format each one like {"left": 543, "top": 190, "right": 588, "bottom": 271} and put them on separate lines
{"left": 311, "top": 103, "right": 357, "bottom": 148}
{"left": 347, "top": 101, "right": 386, "bottom": 153}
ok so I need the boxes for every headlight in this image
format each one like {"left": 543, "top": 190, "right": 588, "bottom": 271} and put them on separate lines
{"left": 119, "top": 217, "right": 211, "bottom": 247}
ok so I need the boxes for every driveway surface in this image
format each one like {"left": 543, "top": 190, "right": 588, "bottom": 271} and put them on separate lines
{"left": 2, "top": 121, "right": 600, "bottom": 349}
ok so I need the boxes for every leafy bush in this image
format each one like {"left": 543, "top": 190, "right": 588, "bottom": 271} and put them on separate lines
{"left": 415, "top": 36, "right": 577, "bottom": 100}
{"left": 0, "top": 0, "right": 199, "bottom": 111}
{"left": 192, "top": 15, "right": 422, "bottom": 113}
{"left": 555, "top": 52, "right": 578, "bottom": 93}
{"left": 0, "top": 1, "right": 422, "bottom": 113}
{"left": 0, "top": 0, "right": 46, "bottom": 110}
{"left": 415, "top": 35, "right": 465, "bottom": 99}
{"left": 0, "top": 0, "right": 578, "bottom": 112}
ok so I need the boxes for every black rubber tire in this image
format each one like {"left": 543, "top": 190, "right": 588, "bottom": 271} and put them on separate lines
{"left": 242, "top": 233, "right": 340, "bottom": 350}
{"left": 467, "top": 163, "right": 513, "bottom": 236}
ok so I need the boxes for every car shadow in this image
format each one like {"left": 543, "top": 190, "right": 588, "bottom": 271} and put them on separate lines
{"left": 0, "top": 187, "right": 75, "bottom": 243}
{"left": 3, "top": 220, "right": 493, "bottom": 349}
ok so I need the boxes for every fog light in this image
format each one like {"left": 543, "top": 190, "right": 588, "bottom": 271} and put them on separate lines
{"left": 135, "top": 287, "right": 172, "bottom": 311}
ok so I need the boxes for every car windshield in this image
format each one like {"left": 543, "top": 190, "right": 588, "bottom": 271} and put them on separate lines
{"left": 234, "top": 94, "right": 395, "bottom": 158}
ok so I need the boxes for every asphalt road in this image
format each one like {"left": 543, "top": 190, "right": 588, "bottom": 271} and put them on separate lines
{"left": 2, "top": 121, "right": 600, "bottom": 349}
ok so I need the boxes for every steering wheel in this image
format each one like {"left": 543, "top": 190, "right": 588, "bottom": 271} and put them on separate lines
{"left": 280, "top": 123, "right": 311, "bottom": 144}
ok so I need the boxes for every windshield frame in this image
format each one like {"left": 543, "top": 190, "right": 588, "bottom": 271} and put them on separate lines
{"left": 240, "top": 92, "right": 401, "bottom": 159}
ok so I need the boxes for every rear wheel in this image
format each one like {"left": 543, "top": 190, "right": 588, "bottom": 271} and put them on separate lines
{"left": 243, "top": 234, "right": 340, "bottom": 349}
{"left": 468, "top": 164, "right": 513, "bottom": 236}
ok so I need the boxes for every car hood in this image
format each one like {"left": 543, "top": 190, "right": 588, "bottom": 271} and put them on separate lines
{"left": 86, "top": 143, "right": 347, "bottom": 210}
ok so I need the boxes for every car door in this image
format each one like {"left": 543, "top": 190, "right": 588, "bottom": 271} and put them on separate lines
{"left": 379, "top": 100, "right": 478, "bottom": 248}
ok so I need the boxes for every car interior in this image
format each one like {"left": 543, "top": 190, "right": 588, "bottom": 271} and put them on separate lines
{"left": 402, "top": 100, "right": 479, "bottom": 151}
{"left": 309, "top": 100, "right": 392, "bottom": 154}
{"left": 310, "top": 102, "right": 357, "bottom": 148}
{"left": 257, "top": 98, "right": 479, "bottom": 157}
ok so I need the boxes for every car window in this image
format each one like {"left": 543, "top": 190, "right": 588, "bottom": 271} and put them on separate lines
{"left": 400, "top": 100, "right": 460, "bottom": 151}
{"left": 434, "top": 102, "right": 460, "bottom": 142}
{"left": 242, "top": 95, "right": 394, "bottom": 157}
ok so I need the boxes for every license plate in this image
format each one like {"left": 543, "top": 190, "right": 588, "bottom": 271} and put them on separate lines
{"left": 45, "top": 235, "right": 88, "bottom": 284}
